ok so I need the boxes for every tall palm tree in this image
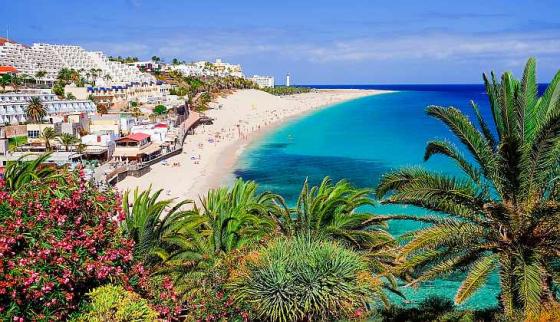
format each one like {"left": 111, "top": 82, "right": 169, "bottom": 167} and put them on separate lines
{"left": 56, "top": 133, "right": 79, "bottom": 151}
{"left": 26, "top": 97, "right": 46, "bottom": 123}
{"left": 375, "top": 58, "right": 560, "bottom": 318}
{"left": 41, "top": 127, "right": 56, "bottom": 151}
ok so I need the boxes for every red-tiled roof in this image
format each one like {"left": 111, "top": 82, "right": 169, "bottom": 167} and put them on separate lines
{"left": 116, "top": 133, "right": 151, "bottom": 142}
{"left": 154, "top": 123, "right": 168, "bottom": 128}
{"left": 0, "top": 37, "right": 21, "bottom": 46}
{"left": 124, "top": 133, "right": 150, "bottom": 141}
{"left": 0, "top": 66, "right": 17, "bottom": 74}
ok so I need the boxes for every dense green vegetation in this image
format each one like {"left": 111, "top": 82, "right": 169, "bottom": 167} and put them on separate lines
{"left": 261, "top": 86, "right": 312, "bottom": 96}
{"left": 377, "top": 57, "right": 560, "bottom": 320}
{"left": 153, "top": 104, "right": 168, "bottom": 115}
{"left": 162, "top": 70, "right": 257, "bottom": 111}
{"left": 2, "top": 58, "right": 560, "bottom": 321}
{"left": 108, "top": 55, "right": 140, "bottom": 64}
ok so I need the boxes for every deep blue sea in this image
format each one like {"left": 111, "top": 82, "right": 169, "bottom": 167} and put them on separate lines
{"left": 233, "top": 84, "right": 545, "bottom": 309}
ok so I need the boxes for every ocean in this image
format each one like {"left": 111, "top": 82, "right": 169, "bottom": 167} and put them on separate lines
{"left": 233, "top": 84, "right": 537, "bottom": 309}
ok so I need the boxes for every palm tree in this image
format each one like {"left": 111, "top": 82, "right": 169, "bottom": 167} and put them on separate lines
{"left": 149, "top": 180, "right": 283, "bottom": 298}
{"left": 41, "top": 127, "right": 56, "bottom": 151}
{"left": 199, "top": 178, "right": 282, "bottom": 253}
{"left": 278, "top": 177, "right": 394, "bottom": 250}
{"left": 121, "top": 187, "right": 193, "bottom": 265}
{"left": 56, "top": 133, "right": 79, "bottom": 151}
{"left": 0, "top": 74, "right": 11, "bottom": 92}
{"left": 26, "top": 97, "right": 46, "bottom": 123}
{"left": 375, "top": 58, "right": 560, "bottom": 318}
{"left": 3, "top": 153, "right": 58, "bottom": 191}
{"left": 274, "top": 177, "right": 400, "bottom": 301}
{"left": 10, "top": 74, "right": 22, "bottom": 92}
{"left": 35, "top": 70, "right": 47, "bottom": 85}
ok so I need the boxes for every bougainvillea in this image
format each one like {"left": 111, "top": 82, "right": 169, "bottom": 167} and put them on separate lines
{"left": 0, "top": 168, "right": 181, "bottom": 321}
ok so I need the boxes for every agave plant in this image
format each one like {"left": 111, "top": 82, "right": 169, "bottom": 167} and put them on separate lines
{"left": 121, "top": 186, "right": 193, "bottom": 265}
{"left": 228, "top": 237, "right": 384, "bottom": 322}
{"left": 2, "top": 153, "right": 57, "bottom": 191}
{"left": 376, "top": 58, "right": 560, "bottom": 317}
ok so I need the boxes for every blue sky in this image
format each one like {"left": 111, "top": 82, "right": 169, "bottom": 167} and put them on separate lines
{"left": 3, "top": 0, "right": 560, "bottom": 84}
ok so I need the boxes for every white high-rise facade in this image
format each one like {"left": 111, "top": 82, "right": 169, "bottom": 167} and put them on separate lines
{"left": 286, "top": 73, "right": 290, "bottom": 86}
{"left": 0, "top": 38, "right": 154, "bottom": 85}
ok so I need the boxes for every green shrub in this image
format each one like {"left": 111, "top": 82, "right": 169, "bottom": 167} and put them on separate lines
{"left": 228, "top": 237, "right": 382, "bottom": 321}
{"left": 72, "top": 284, "right": 158, "bottom": 322}
{"left": 153, "top": 104, "right": 167, "bottom": 115}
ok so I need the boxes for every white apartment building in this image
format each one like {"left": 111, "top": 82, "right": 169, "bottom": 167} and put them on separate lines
{"left": 0, "top": 92, "right": 95, "bottom": 125}
{"left": 249, "top": 75, "right": 275, "bottom": 88}
{"left": 0, "top": 39, "right": 154, "bottom": 85}
{"left": 169, "top": 59, "right": 244, "bottom": 78}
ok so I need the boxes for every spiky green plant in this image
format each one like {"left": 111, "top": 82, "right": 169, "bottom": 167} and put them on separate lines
{"left": 199, "top": 178, "right": 284, "bottom": 253}
{"left": 228, "top": 237, "right": 382, "bottom": 322}
{"left": 376, "top": 58, "right": 560, "bottom": 318}
{"left": 153, "top": 179, "right": 284, "bottom": 298}
{"left": 121, "top": 186, "right": 193, "bottom": 265}
{"left": 3, "top": 153, "right": 58, "bottom": 191}
{"left": 278, "top": 177, "right": 394, "bottom": 250}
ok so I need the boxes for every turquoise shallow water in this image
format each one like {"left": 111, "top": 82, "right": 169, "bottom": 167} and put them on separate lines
{"left": 233, "top": 86, "right": 499, "bottom": 309}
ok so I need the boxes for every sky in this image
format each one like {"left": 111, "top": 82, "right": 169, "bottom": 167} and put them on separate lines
{"left": 3, "top": 0, "right": 560, "bottom": 84}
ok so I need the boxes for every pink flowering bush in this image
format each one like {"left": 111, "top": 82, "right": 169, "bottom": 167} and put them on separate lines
{"left": 0, "top": 169, "right": 180, "bottom": 321}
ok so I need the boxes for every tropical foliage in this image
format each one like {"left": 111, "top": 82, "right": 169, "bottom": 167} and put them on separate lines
{"left": 2, "top": 153, "right": 58, "bottom": 191}
{"left": 121, "top": 186, "right": 192, "bottom": 265}
{"left": 0, "top": 167, "right": 134, "bottom": 320}
{"left": 41, "top": 127, "right": 56, "bottom": 151}
{"left": 376, "top": 57, "right": 560, "bottom": 318}
{"left": 0, "top": 159, "right": 181, "bottom": 321}
{"left": 261, "top": 86, "right": 311, "bottom": 96}
{"left": 70, "top": 284, "right": 158, "bottom": 322}
{"left": 26, "top": 96, "right": 47, "bottom": 122}
{"left": 228, "top": 237, "right": 381, "bottom": 321}
{"left": 57, "top": 133, "right": 79, "bottom": 151}
{"left": 153, "top": 104, "right": 167, "bottom": 115}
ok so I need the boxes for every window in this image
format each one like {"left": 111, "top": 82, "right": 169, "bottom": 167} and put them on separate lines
{"left": 27, "top": 130, "right": 40, "bottom": 138}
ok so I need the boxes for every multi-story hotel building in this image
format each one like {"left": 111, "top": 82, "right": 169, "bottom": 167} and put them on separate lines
{"left": 248, "top": 75, "right": 275, "bottom": 88}
{"left": 0, "top": 38, "right": 154, "bottom": 85}
{"left": 168, "top": 59, "right": 244, "bottom": 78}
{"left": 0, "top": 91, "right": 96, "bottom": 125}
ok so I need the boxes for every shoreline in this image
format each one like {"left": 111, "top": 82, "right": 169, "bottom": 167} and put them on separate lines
{"left": 116, "top": 89, "right": 392, "bottom": 202}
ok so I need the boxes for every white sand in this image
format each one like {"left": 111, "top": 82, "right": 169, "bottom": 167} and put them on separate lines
{"left": 116, "top": 89, "right": 390, "bottom": 202}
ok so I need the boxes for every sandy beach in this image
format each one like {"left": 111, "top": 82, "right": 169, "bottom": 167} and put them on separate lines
{"left": 116, "top": 89, "right": 390, "bottom": 202}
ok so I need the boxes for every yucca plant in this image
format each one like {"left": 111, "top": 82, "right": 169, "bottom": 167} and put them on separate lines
{"left": 2, "top": 153, "right": 58, "bottom": 191}
{"left": 376, "top": 58, "right": 560, "bottom": 318}
{"left": 229, "top": 237, "right": 383, "bottom": 322}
